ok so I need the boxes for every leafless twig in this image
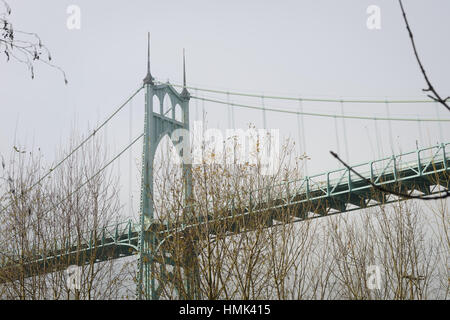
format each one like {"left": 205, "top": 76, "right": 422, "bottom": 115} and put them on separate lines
{"left": 330, "top": 150, "right": 449, "bottom": 201}
{"left": 0, "top": 1, "right": 67, "bottom": 83}
{"left": 398, "top": 0, "right": 449, "bottom": 112}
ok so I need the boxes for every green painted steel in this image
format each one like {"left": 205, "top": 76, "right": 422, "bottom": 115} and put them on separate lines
{"left": 159, "top": 142, "right": 449, "bottom": 236}
{"left": 1, "top": 141, "right": 448, "bottom": 287}
{"left": 0, "top": 219, "right": 139, "bottom": 283}
{"left": 137, "top": 38, "right": 194, "bottom": 300}
{"left": 155, "top": 79, "right": 442, "bottom": 104}
{"left": 190, "top": 95, "right": 450, "bottom": 122}
{"left": 0, "top": 38, "right": 449, "bottom": 298}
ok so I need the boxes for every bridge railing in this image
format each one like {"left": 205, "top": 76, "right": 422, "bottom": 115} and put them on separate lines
{"left": 0, "top": 219, "right": 140, "bottom": 268}
{"left": 183, "top": 142, "right": 448, "bottom": 218}
{"left": 20, "top": 142, "right": 449, "bottom": 260}
{"left": 1, "top": 143, "right": 448, "bottom": 270}
{"left": 154, "top": 142, "right": 449, "bottom": 230}
{"left": 244, "top": 142, "right": 449, "bottom": 211}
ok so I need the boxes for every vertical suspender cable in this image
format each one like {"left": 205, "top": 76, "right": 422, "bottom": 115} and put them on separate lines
{"left": 296, "top": 96, "right": 303, "bottom": 157}
{"left": 298, "top": 97, "right": 308, "bottom": 176}
{"left": 385, "top": 100, "right": 394, "bottom": 155}
{"left": 340, "top": 100, "right": 350, "bottom": 163}
{"left": 365, "top": 125, "right": 376, "bottom": 160}
{"left": 227, "top": 92, "right": 231, "bottom": 129}
{"left": 129, "top": 97, "right": 133, "bottom": 217}
{"left": 435, "top": 102, "right": 443, "bottom": 143}
{"left": 227, "top": 92, "right": 232, "bottom": 129}
{"left": 202, "top": 95, "right": 206, "bottom": 133}
{"left": 262, "top": 94, "right": 267, "bottom": 129}
{"left": 417, "top": 115, "right": 424, "bottom": 148}
{"left": 334, "top": 115, "right": 341, "bottom": 166}
{"left": 195, "top": 88, "right": 199, "bottom": 122}
{"left": 374, "top": 117, "right": 383, "bottom": 159}
{"left": 202, "top": 94, "right": 207, "bottom": 163}
{"left": 229, "top": 92, "right": 235, "bottom": 130}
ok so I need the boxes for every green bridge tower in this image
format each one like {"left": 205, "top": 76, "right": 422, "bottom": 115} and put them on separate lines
{"left": 136, "top": 34, "right": 197, "bottom": 300}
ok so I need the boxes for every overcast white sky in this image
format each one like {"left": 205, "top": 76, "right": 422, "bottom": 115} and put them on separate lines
{"left": 1, "top": 0, "right": 449, "bottom": 219}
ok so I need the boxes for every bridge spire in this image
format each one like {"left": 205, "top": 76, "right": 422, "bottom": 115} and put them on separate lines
{"left": 143, "top": 32, "right": 154, "bottom": 85}
{"left": 181, "top": 48, "right": 190, "bottom": 98}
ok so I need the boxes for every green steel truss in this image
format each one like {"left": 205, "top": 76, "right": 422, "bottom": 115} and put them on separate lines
{"left": 0, "top": 219, "right": 139, "bottom": 283}
{"left": 1, "top": 38, "right": 449, "bottom": 297}
{"left": 137, "top": 77, "right": 193, "bottom": 300}
{"left": 1, "top": 141, "right": 448, "bottom": 291}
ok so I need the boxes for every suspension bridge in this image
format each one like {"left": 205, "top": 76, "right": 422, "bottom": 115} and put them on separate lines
{"left": 0, "top": 36, "right": 449, "bottom": 299}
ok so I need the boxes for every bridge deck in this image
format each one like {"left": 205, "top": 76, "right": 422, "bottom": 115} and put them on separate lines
{"left": 1, "top": 142, "right": 448, "bottom": 283}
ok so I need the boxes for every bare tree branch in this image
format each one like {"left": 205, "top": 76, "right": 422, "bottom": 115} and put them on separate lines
{"left": 330, "top": 150, "right": 449, "bottom": 201}
{"left": 0, "top": 1, "right": 67, "bottom": 83}
{"left": 398, "top": 0, "right": 449, "bottom": 112}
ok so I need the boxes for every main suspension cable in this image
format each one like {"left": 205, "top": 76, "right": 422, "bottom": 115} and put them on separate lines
{"left": 156, "top": 80, "right": 437, "bottom": 104}
{"left": 0, "top": 85, "right": 144, "bottom": 214}
{"left": 191, "top": 95, "right": 450, "bottom": 122}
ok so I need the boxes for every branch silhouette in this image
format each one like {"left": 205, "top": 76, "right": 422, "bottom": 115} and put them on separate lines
{"left": 330, "top": 150, "right": 449, "bottom": 201}
{"left": 398, "top": 0, "right": 449, "bottom": 112}
{"left": 0, "top": 0, "right": 67, "bottom": 83}
{"left": 328, "top": 3, "right": 450, "bottom": 202}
